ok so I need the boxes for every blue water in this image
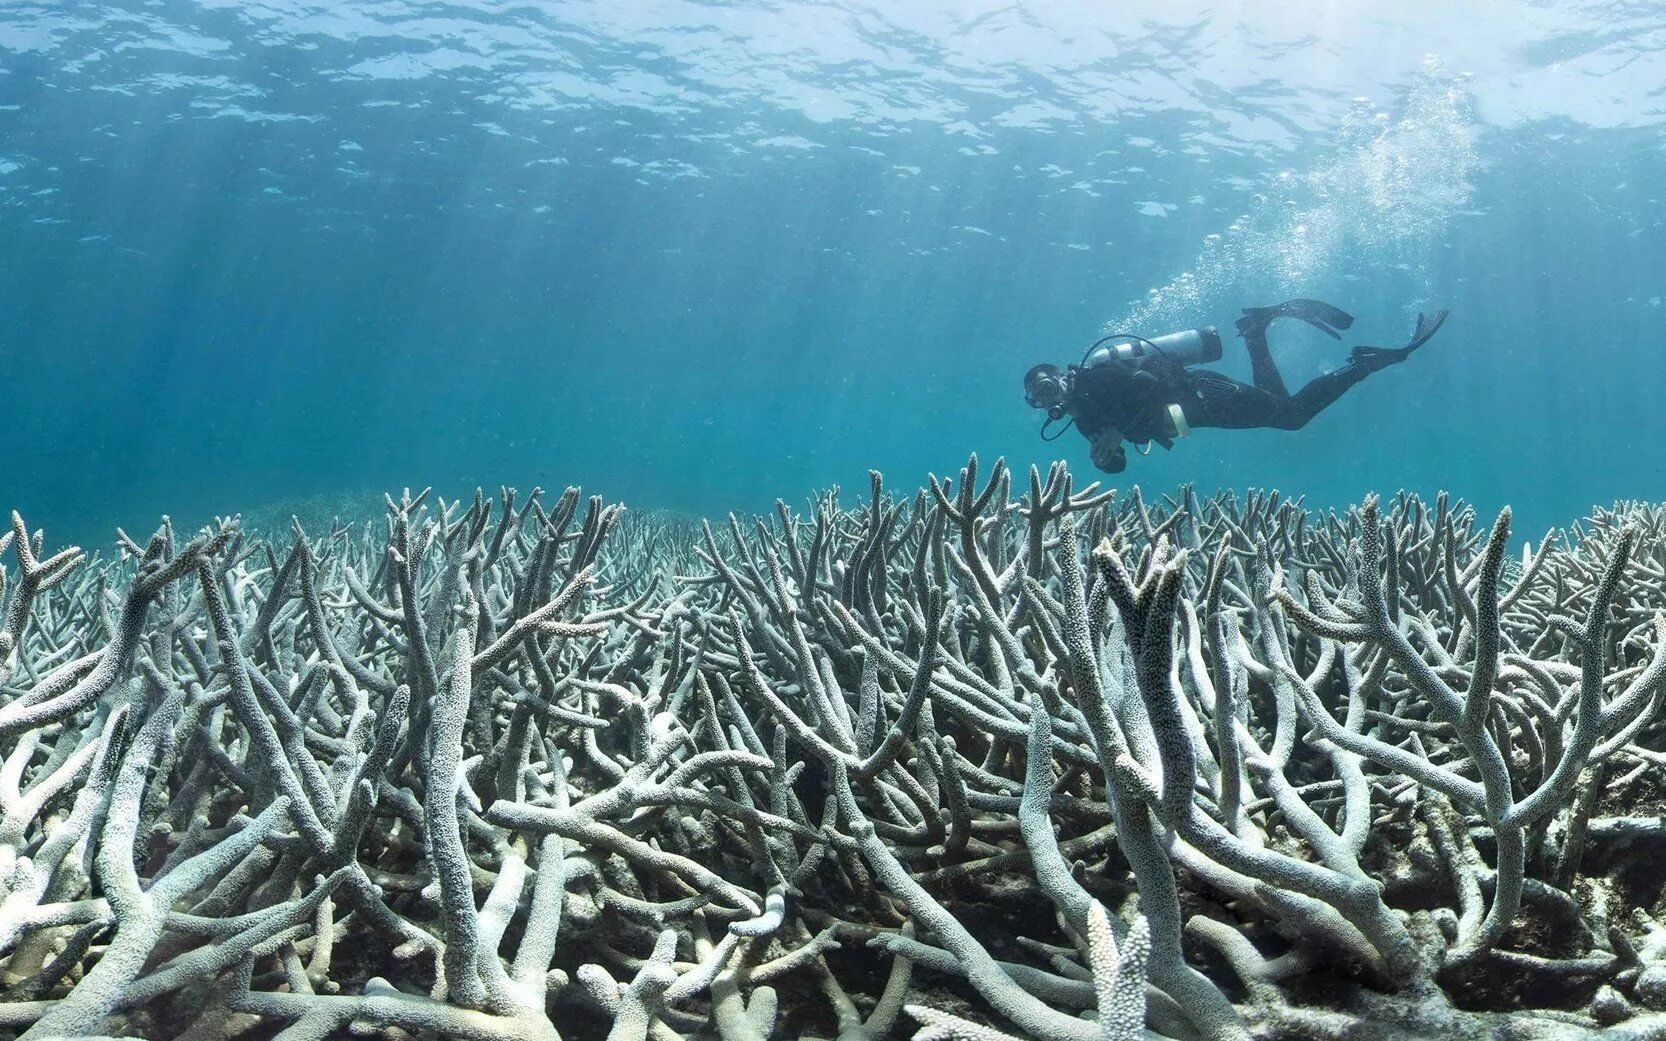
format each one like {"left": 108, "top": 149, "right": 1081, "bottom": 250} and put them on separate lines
{"left": 3, "top": 2, "right": 1664, "bottom": 547}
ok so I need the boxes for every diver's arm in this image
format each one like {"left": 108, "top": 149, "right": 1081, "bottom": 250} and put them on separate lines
{"left": 1067, "top": 367, "right": 1126, "bottom": 473}
{"left": 1072, "top": 362, "right": 1170, "bottom": 471}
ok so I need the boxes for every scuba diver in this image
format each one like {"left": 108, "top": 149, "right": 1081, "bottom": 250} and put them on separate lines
{"left": 1023, "top": 299, "right": 1449, "bottom": 473}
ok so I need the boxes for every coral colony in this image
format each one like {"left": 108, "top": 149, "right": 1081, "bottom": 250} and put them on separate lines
{"left": 7, "top": 458, "right": 1666, "bottom": 1040}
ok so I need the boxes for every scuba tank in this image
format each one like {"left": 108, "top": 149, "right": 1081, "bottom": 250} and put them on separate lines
{"left": 1083, "top": 326, "right": 1223, "bottom": 369}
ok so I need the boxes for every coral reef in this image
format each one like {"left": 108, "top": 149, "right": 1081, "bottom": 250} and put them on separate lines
{"left": 6, "top": 463, "right": 1666, "bottom": 1040}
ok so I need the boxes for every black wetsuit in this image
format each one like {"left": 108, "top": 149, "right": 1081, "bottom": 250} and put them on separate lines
{"left": 1066, "top": 302, "right": 1446, "bottom": 470}
{"left": 1072, "top": 325, "right": 1381, "bottom": 446}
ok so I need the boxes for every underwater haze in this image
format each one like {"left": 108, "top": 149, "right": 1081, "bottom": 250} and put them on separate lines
{"left": 2, "top": 1, "right": 1665, "bottom": 543}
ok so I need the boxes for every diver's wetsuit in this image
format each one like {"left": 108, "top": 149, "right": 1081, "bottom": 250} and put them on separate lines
{"left": 1068, "top": 301, "right": 1446, "bottom": 460}
{"left": 1189, "top": 322, "right": 1386, "bottom": 429}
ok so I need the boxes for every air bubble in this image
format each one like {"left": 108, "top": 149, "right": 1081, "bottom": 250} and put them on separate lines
{"left": 1103, "top": 60, "right": 1475, "bottom": 334}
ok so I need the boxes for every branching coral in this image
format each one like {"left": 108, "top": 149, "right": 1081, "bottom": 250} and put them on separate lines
{"left": 5, "top": 469, "right": 1666, "bottom": 1040}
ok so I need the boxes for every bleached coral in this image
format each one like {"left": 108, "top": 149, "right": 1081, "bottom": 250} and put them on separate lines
{"left": 5, "top": 468, "right": 1666, "bottom": 1040}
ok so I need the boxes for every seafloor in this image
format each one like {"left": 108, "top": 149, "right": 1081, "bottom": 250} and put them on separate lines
{"left": 5, "top": 459, "right": 1666, "bottom": 1041}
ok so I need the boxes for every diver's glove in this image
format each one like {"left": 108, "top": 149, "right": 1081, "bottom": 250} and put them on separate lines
{"left": 1347, "top": 309, "right": 1450, "bottom": 372}
{"left": 1090, "top": 432, "right": 1128, "bottom": 474}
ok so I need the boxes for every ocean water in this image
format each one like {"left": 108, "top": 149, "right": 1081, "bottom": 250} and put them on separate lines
{"left": 2, "top": 1, "right": 1664, "bottom": 545}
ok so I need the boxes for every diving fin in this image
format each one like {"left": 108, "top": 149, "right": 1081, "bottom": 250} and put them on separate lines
{"left": 1346, "top": 309, "right": 1450, "bottom": 372}
{"left": 1345, "top": 345, "right": 1407, "bottom": 373}
{"left": 1236, "top": 298, "right": 1356, "bottom": 340}
{"left": 1405, "top": 309, "right": 1449, "bottom": 352}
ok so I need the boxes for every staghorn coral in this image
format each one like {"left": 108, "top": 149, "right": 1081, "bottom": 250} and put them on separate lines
{"left": 5, "top": 466, "right": 1666, "bottom": 1040}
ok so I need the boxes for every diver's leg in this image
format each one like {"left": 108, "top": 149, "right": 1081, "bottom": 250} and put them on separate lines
{"left": 1233, "top": 319, "right": 1291, "bottom": 398}
{"left": 1269, "top": 362, "right": 1378, "bottom": 430}
{"left": 1203, "top": 309, "right": 1444, "bottom": 432}
{"left": 1183, "top": 373, "right": 1286, "bottom": 430}
{"left": 1234, "top": 299, "right": 1357, "bottom": 398}
{"left": 1254, "top": 309, "right": 1450, "bottom": 430}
